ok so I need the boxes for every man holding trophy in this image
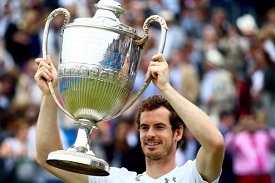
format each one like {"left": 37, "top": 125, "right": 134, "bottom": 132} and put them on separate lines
{"left": 34, "top": 53, "right": 224, "bottom": 183}
{"left": 34, "top": 0, "right": 224, "bottom": 182}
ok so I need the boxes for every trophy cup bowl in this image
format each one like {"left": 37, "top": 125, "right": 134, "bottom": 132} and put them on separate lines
{"left": 42, "top": 0, "right": 168, "bottom": 176}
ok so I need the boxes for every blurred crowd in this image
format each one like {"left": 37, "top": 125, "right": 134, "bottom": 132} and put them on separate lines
{"left": 0, "top": 0, "right": 275, "bottom": 183}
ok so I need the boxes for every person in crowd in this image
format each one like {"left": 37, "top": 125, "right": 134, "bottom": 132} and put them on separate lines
{"left": 0, "top": 110, "right": 17, "bottom": 183}
{"left": 258, "top": 23, "right": 275, "bottom": 63}
{"left": 199, "top": 48, "right": 236, "bottom": 125}
{"left": 103, "top": 116, "right": 145, "bottom": 174}
{"left": 210, "top": 8, "right": 231, "bottom": 39}
{"left": 265, "top": 7, "right": 275, "bottom": 26}
{"left": 34, "top": 53, "right": 224, "bottom": 183}
{"left": 0, "top": 71, "right": 18, "bottom": 112}
{"left": 158, "top": 9, "right": 186, "bottom": 60}
{"left": 0, "top": 117, "right": 32, "bottom": 183}
{"left": 180, "top": 2, "right": 209, "bottom": 40}
{"left": 0, "top": 39, "right": 15, "bottom": 76}
{"left": 225, "top": 110, "right": 275, "bottom": 183}
{"left": 248, "top": 46, "right": 275, "bottom": 128}
{"left": 217, "top": 26, "right": 247, "bottom": 72}
{"left": 175, "top": 128, "right": 200, "bottom": 167}
{"left": 4, "top": 8, "right": 41, "bottom": 69}
{"left": 195, "top": 24, "right": 219, "bottom": 79}
{"left": 218, "top": 110, "right": 236, "bottom": 183}
{"left": 169, "top": 44, "right": 200, "bottom": 105}
{"left": 133, "top": 52, "right": 161, "bottom": 99}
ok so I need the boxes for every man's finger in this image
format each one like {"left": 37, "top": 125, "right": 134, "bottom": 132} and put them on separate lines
{"left": 35, "top": 58, "right": 45, "bottom": 66}
{"left": 145, "top": 68, "right": 152, "bottom": 82}
{"left": 38, "top": 61, "right": 51, "bottom": 70}
{"left": 41, "top": 67, "right": 53, "bottom": 80}
{"left": 151, "top": 53, "right": 165, "bottom": 62}
{"left": 46, "top": 55, "right": 55, "bottom": 68}
{"left": 35, "top": 68, "right": 52, "bottom": 82}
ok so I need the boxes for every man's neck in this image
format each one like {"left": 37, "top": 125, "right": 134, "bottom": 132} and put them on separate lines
{"left": 145, "top": 156, "right": 177, "bottom": 179}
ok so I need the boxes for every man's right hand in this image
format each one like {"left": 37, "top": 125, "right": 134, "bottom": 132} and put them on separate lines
{"left": 34, "top": 55, "right": 58, "bottom": 95}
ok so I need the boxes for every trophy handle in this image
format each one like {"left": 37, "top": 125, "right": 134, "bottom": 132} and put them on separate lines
{"left": 109, "top": 15, "right": 168, "bottom": 120}
{"left": 134, "top": 15, "right": 168, "bottom": 53}
{"left": 42, "top": 8, "right": 75, "bottom": 120}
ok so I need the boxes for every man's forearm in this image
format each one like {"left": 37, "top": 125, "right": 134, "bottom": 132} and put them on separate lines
{"left": 161, "top": 85, "right": 224, "bottom": 181}
{"left": 160, "top": 85, "right": 223, "bottom": 151}
{"left": 36, "top": 94, "right": 63, "bottom": 164}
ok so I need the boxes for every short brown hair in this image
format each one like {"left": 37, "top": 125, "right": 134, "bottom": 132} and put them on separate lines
{"left": 136, "top": 95, "right": 186, "bottom": 148}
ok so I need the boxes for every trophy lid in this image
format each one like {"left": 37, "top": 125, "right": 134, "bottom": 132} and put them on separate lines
{"left": 67, "top": 0, "right": 139, "bottom": 38}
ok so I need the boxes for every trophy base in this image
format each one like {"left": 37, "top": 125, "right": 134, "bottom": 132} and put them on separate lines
{"left": 46, "top": 150, "right": 109, "bottom": 176}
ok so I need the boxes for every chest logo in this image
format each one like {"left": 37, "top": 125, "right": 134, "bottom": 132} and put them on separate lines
{"left": 164, "top": 177, "right": 176, "bottom": 183}
{"left": 135, "top": 174, "right": 143, "bottom": 181}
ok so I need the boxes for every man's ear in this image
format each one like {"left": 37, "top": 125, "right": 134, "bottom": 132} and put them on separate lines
{"left": 175, "top": 126, "right": 184, "bottom": 142}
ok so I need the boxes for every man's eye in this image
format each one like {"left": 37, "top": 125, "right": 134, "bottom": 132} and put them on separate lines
{"left": 140, "top": 126, "right": 148, "bottom": 130}
{"left": 156, "top": 126, "right": 165, "bottom": 129}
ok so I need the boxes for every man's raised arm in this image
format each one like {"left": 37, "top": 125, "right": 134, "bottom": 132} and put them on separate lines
{"left": 34, "top": 56, "right": 88, "bottom": 183}
{"left": 146, "top": 53, "right": 225, "bottom": 182}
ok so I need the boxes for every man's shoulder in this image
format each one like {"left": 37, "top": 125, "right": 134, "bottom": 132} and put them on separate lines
{"left": 178, "top": 160, "right": 221, "bottom": 183}
{"left": 177, "top": 160, "right": 197, "bottom": 173}
{"left": 136, "top": 160, "right": 198, "bottom": 183}
{"left": 88, "top": 167, "right": 139, "bottom": 183}
{"left": 109, "top": 167, "right": 138, "bottom": 176}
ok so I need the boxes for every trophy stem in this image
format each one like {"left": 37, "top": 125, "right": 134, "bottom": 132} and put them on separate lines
{"left": 69, "top": 125, "right": 94, "bottom": 155}
{"left": 46, "top": 120, "right": 110, "bottom": 176}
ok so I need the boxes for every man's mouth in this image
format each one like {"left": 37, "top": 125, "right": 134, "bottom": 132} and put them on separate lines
{"left": 146, "top": 142, "right": 160, "bottom": 146}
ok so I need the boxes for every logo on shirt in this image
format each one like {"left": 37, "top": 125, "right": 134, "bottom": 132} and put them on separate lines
{"left": 135, "top": 174, "right": 143, "bottom": 181}
{"left": 135, "top": 175, "right": 177, "bottom": 182}
{"left": 164, "top": 177, "right": 176, "bottom": 183}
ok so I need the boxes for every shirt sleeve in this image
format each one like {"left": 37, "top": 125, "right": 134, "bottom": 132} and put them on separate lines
{"left": 88, "top": 167, "right": 137, "bottom": 183}
{"left": 192, "top": 160, "right": 221, "bottom": 183}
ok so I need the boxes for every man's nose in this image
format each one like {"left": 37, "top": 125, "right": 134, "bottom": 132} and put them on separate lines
{"left": 146, "top": 127, "right": 155, "bottom": 137}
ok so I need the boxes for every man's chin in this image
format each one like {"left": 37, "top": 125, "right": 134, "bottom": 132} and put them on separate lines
{"left": 145, "top": 152, "right": 162, "bottom": 160}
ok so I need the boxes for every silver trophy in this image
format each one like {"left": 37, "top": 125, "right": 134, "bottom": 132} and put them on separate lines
{"left": 42, "top": 0, "right": 167, "bottom": 176}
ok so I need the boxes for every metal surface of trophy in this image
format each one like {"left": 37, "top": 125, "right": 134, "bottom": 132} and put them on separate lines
{"left": 42, "top": 0, "right": 168, "bottom": 176}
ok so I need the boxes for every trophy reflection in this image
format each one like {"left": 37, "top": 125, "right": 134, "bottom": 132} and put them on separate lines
{"left": 42, "top": 0, "right": 167, "bottom": 176}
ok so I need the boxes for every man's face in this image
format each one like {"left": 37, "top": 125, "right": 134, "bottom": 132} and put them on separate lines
{"left": 139, "top": 107, "right": 179, "bottom": 160}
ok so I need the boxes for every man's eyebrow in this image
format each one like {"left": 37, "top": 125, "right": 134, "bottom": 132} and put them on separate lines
{"left": 140, "top": 123, "right": 149, "bottom": 127}
{"left": 140, "top": 122, "right": 167, "bottom": 126}
{"left": 156, "top": 123, "right": 170, "bottom": 128}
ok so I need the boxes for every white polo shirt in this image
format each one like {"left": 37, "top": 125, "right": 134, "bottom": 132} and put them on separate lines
{"left": 88, "top": 160, "right": 220, "bottom": 183}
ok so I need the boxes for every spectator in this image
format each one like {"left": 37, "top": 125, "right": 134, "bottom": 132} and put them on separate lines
{"left": 200, "top": 48, "right": 236, "bottom": 125}
{"left": 218, "top": 26, "right": 247, "bottom": 72}
{"left": 158, "top": 9, "right": 186, "bottom": 60}
{"left": 180, "top": 2, "right": 209, "bottom": 40}
{"left": 169, "top": 45, "right": 200, "bottom": 105}
{"left": 133, "top": 52, "right": 161, "bottom": 99}
{"left": 258, "top": 23, "right": 275, "bottom": 63}
{"left": 176, "top": 128, "right": 199, "bottom": 166}
{"left": 0, "top": 71, "right": 18, "bottom": 112}
{"left": 0, "top": 39, "right": 15, "bottom": 76}
{"left": 218, "top": 110, "right": 236, "bottom": 183}
{"left": 195, "top": 24, "right": 219, "bottom": 79}
{"left": 225, "top": 110, "right": 275, "bottom": 183}
{"left": 4, "top": 8, "right": 41, "bottom": 69}
{"left": 0, "top": 1, "right": 12, "bottom": 39}
{"left": 252, "top": 49, "right": 275, "bottom": 128}
{"left": 104, "top": 116, "right": 145, "bottom": 174}
{"left": 0, "top": 111, "right": 17, "bottom": 182}
{"left": 210, "top": 7, "right": 231, "bottom": 39}
{"left": 266, "top": 8, "right": 275, "bottom": 26}
{"left": 0, "top": 117, "right": 33, "bottom": 183}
